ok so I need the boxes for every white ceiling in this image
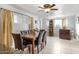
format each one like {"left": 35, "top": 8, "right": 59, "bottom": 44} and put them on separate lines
{"left": 11, "top": 4, "right": 63, "bottom": 17}
{"left": 10, "top": 4, "right": 79, "bottom": 18}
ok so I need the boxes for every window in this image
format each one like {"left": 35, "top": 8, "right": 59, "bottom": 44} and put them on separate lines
{"left": 14, "top": 14, "right": 18, "bottom": 23}
{"left": 13, "top": 13, "right": 29, "bottom": 33}
{"left": 54, "top": 20, "right": 62, "bottom": 29}
{"left": 46, "top": 20, "right": 49, "bottom": 27}
{"left": 76, "top": 23, "right": 79, "bottom": 34}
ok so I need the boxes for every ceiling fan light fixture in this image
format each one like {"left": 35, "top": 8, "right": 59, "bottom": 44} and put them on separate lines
{"left": 38, "top": 4, "right": 58, "bottom": 13}
{"left": 44, "top": 8, "right": 50, "bottom": 13}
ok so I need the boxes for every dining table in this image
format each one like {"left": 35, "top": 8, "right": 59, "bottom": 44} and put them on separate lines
{"left": 21, "top": 33, "right": 38, "bottom": 54}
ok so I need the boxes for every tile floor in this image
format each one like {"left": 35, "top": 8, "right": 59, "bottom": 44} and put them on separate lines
{"left": 6, "top": 36, "right": 79, "bottom": 54}
{"left": 39, "top": 37, "right": 79, "bottom": 54}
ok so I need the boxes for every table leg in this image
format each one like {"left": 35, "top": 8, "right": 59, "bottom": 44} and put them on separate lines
{"left": 32, "top": 39, "right": 35, "bottom": 54}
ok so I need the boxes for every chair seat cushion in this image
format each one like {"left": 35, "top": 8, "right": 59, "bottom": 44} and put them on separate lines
{"left": 23, "top": 39, "right": 32, "bottom": 45}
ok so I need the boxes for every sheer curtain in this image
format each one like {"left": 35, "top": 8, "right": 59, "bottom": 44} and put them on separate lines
{"left": 13, "top": 13, "right": 29, "bottom": 33}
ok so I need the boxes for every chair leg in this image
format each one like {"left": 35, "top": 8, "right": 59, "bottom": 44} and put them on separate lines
{"left": 45, "top": 40, "right": 47, "bottom": 45}
{"left": 37, "top": 46, "right": 39, "bottom": 54}
{"left": 28, "top": 45, "right": 32, "bottom": 54}
{"left": 41, "top": 43, "right": 44, "bottom": 50}
{"left": 28, "top": 46, "right": 30, "bottom": 53}
{"left": 22, "top": 45, "right": 25, "bottom": 51}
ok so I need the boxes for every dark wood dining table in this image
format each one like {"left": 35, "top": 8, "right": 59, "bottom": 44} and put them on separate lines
{"left": 21, "top": 34, "right": 36, "bottom": 54}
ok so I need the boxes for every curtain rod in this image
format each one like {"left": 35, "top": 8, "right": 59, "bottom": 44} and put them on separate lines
{"left": 0, "top": 8, "right": 30, "bottom": 17}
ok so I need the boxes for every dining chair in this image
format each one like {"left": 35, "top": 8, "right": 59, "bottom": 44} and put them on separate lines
{"left": 12, "top": 33, "right": 23, "bottom": 50}
{"left": 12, "top": 33, "right": 31, "bottom": 53}
{"left": 35, "top": 30, "right": 45, "bottom": 53}
{"left": 41, "top": 31, "right": 47, "bottom": 49}
{"left": 20, "top": 31, "right": 28, "bottom": 35}
{"left": 20, "top": 31, "right": 32, "bottom": 53}
{"left": 20, "top": 30, "right": 32, "bottom": 45}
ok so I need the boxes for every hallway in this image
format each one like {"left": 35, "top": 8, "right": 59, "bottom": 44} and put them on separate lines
{"left": 40, "top": 37, "right": 79, "bottom": 54}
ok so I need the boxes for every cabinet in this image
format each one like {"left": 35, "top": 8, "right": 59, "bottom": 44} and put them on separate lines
{"left": 59, "top": 29, "right": 71, "bottom": 40}
{"left": 49, "top": 20, "right": 54, "bottom": 36}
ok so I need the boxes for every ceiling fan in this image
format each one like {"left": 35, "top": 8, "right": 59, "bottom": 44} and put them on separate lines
{"left": 38, "top": 4, "right": 58, "bottom": 13}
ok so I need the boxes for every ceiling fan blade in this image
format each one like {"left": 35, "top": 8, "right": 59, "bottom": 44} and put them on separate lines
{"left": 38, "top": 6, "right": 45, "bottom": 9}
{"left": 51, "top": 4, "right": 56, "bottom": 7}
{"left": 51, "top": 8, "right": 58, "bottom": 10}
{"left": 38, "top": 9, "right": 44, "bottom": 12}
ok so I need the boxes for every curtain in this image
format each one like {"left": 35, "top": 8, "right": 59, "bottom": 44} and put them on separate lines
{"left": 29, "top": 17, "right": 35, "bottom": 34}
{"left": 1, "top": 9, "right": 13, "bottom": 52}
{"left": 29, "top": 17, "right": 34, "bottom": 30}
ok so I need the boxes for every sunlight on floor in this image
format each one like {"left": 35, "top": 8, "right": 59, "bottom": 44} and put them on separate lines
{"left": 40, "top": 36, "right": 79, "bottom": 54}
{"left": 53, "top": 42, "right": 62, "bottom": 53}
